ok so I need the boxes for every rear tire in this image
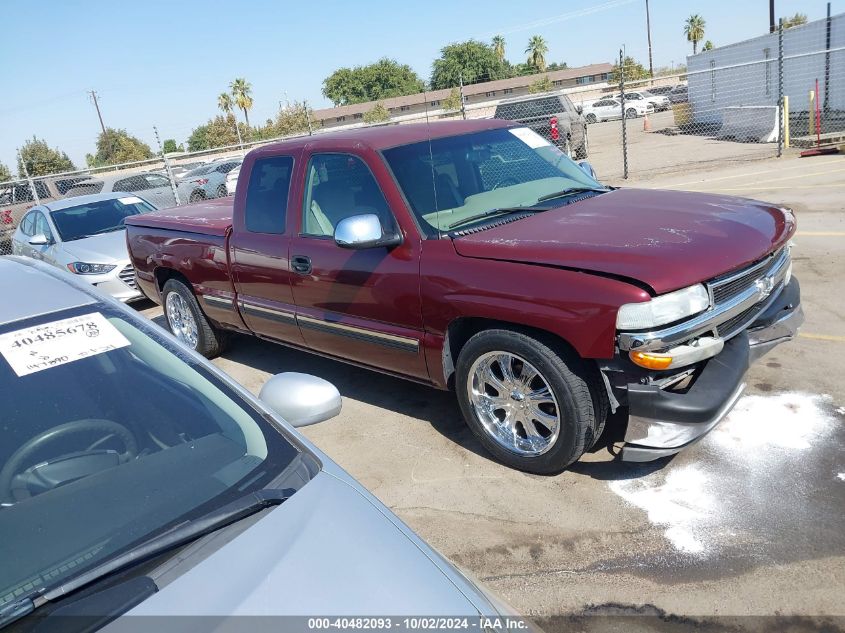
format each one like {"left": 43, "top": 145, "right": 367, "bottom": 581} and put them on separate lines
{"left": 626, "top": 108, "right": 638, "bottom": 119}
{"left": 585, "top": 113, "right": 597, "bottom": 124}
{"left": 161, "top": 279, "right": 227, "bottom": 358}
{"left": 189, "top": 190, "right": 206, "bottom": 203}
{"left": 455, "top": 329, "right": 603, "bottom": 474}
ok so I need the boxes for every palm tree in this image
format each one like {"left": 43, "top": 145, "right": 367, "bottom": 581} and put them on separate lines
{"left": 525, "top": 35, "right": 549, "bottom": 72}
{"left": 229, "top": 78, "right": 254, "bottom": 126}
{"left": 492, "top": 35, "right": 506, "bottom": 62}
{"left": 217, "top": 92, "right": 233, "bottom": 115}
{"left": 684, "top": 14, "right": 706, "bottom": 55}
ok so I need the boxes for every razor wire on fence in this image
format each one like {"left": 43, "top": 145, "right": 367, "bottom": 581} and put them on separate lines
{"left": 2, "top": 12, "right": 842, "bottom": 256}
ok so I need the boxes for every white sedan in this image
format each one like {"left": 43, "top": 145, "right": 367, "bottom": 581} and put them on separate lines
{"left": 10, "top": 192, "right": 156, "bottom": 302}
{"left": 581, "top": 97, "right": 652, "bottom": 123}
{"left": 616, "top": 90, "right": 671, "bottom": 112}
{"left": 225, "top": 164, "right": 240, "bottom": 195}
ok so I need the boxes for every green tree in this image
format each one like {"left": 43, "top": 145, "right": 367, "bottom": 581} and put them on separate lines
{"left": 492, "top": 35, "right": 506, "bottom": 62}
{"left": 322, "top": 58, "right": 425, "bottom": 106}
{"left": 218, "top": 92, "right": 233, "bottom": 115}
{"left": 230, "top": 78, "right": 254, "bottom": 126}
{"left": 86, "top": 128, "right": 154, "bottom": 167}
{"left": 162, "top": 139, "right": 183, "bottom": 153}
{"left": 430, "top": 40, "right": 511, "bottom": 90}
{"left": 702, "top": 40, "right": 714, "bottom": 51}
{"left": 362, "top": 103, "right": 391, "bottom": 123}
{"left": 546, "top": 61, "right": 568, "bottom": 71}
{"left": 782, "top": 12, "right": 808, "bottom": 28}
{"left": 262, "top": 102, "right": 313, "bottom": 138}
{"left": 684, "top": 14, "right": 706, "bottom": 55}
{"left": 187, "top": 114, "right": 249, "bottom": 152}
{"left": 0, "top": 162, "right": 12, "bottom": 182}
{"left": 442, "top": 88, "right": 463, "bottom": 111}
{"left": 609, "top": 56, "right": 650, "bottom": 83}
{"left": 528, "top": 76, "right": 553, "bottom": 94}
{"left": 17, "top": 137, "right": 76, "bottom": 176}
{"left": 525, "top": 35, "right": 549, "bottom": 72}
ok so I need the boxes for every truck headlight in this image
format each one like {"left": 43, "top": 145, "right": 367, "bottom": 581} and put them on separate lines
{"left": 617, "top": 284, "right": 710, "bottom": 330}
{"left": 66, "top": 262, "right": 116, "bottom": 275}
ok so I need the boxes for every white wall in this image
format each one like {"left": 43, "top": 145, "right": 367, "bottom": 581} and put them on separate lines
{"left": 686, "top": 13, "right": 844, "bottom": 125}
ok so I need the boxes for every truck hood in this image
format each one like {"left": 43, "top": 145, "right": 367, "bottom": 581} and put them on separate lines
{"left": 450, "top": 188, "right": 793, "bottom": 294}
{"left": 123, "top": 472, "right": 484, "bottom": 617}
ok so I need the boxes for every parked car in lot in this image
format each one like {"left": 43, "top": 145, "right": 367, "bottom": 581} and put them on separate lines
{"left": 65, "top": 172, "right": 176, "bottom": 210}
{"left": 645, "top": 85, "right": 675, "bottom": 96}
{"left": 1, "top": 175, "right": 94, "bottom": 255}
{"left": 494, "top": 94, "right": 589, "bottom": 159}
{"left": 669, "top": 84, "right": 689, "bottom": 104}
{"left": 177, "top": 158, "right": 242, "bottom": 202}
{"left": 616, "top": 90, "right": 671, "bottom": 111}
{"left": 125, "top": 120, "right": 803, "bottom": 474}
{"left": 0, "top": 256, "right": 520, "bottom": 628}
{"left": 10, "top": 192, "right": 156, "bottom": 302}
{"left": 582, "top": 97, "right": 652, "bottom": 122}
{"left": 225, "top": 164, "right": 240, "bottom": 195}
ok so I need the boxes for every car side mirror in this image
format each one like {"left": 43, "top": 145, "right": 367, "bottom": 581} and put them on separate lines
{"left": 28, "top": 233, "right": 52, "bottom": 246}
{"left": 578, "top": 161, "right": 598, "bottom": 180}
{"left": 334, "top": 213, "right": 401, "bottom": 250}
{"left": 258, "top": 372, "right": 342, "bottom": 428}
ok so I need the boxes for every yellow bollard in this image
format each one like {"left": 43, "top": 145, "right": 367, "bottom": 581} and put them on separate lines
{"left": 783, "top": 95, "right": 790, "bottom": 148}
{"left": 809, "top": 90, "right": 815, "bottom": 136}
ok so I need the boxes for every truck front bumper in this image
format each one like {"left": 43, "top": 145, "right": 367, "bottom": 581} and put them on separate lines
{"left": 619, "top": 278, "right": 803, "bottom": 462}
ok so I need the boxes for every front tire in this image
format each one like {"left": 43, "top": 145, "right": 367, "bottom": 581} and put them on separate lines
{"left": 455, "top": 329, "right": 603, "bottom": 474}
{"left": 626, "top": 108, "right": 639, "bottom": 119}
{"left": 162, "top": 279, "right": 227, "bottom": 358}
{"left": 585, "top": 113, "right": 597, "bottom": 124}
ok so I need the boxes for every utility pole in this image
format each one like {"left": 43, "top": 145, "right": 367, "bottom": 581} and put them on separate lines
{"left": 153, "top": 126, "right": 181, "bottom": 206}
{"left": 458, "top": 75, "right": 467, "bottom": 120}
{"left": 645, "top": 0, "right": 654, "bottom": 78}
{"left": 88, "top": 90, "right": 107, "bottom": 136}
{"left": 769, "top": 0, "right": 776, "bottom": 33}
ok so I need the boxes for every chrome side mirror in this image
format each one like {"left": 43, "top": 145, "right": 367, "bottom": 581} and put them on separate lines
{"left": 334, "top": 213, "right": 401, "bottom": 250}
{"left": 578, "top": 161, "right": 598, "bottom": 180}
{"left": 28, "top": 234, "right": 51, "bottom": 246}
{"left": 259, "top": 372, "right": 342, "bottom": 428}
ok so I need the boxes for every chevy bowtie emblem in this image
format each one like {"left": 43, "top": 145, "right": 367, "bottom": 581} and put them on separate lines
{"left": 755, "top": 275, "right": 775, "bottom": 299}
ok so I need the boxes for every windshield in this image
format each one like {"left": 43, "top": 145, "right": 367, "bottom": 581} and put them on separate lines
{"left": 382, "top": 127, "right": 603, "bottom": 235}
{"left": 50, "top": 197, "right": 156, "bottom": 241}
{"left": 0, "top": 305, "right": 300, "bottom": 607}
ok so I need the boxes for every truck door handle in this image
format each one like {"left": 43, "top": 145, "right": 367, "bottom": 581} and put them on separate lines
{"left": 291, "top": 255, "right": 312, "bottom": 275}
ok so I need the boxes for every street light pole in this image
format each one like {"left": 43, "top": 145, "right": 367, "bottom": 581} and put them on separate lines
{"left": 645, "top": 0, "right": 654, "bottom": 78}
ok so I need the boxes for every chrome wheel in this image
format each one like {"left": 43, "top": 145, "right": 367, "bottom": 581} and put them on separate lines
{"left": 467, "top": 351, "right": 561, "bottom": 456}
{"left": 165, "top": 292, "right": 198, "bottom": 349}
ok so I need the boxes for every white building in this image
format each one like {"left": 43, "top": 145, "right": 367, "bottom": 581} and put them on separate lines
{"left": 686, "top": 12, "right": 844, "bottom": 127}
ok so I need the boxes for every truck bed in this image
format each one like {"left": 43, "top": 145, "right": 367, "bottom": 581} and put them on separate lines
{"left": 125, "top": 197, "right": 233, "bottom": 237}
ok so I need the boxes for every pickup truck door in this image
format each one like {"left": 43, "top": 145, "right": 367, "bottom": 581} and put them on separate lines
{"left": 228, "top": 152, "right": 306, "bottom": 346}
{"left": 288, "top": 151, "right": 428, "bottom": 380}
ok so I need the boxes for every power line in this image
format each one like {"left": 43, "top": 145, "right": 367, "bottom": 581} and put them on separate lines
{"left": 478, "top": 0, "right": 637, "bottom": 38}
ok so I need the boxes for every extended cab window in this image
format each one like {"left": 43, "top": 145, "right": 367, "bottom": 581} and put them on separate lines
{"left": 244, "top": 156, "right": 293, "bottom": 234}
{"left": 301, "top": 154, "right": 393, "bottom": 238}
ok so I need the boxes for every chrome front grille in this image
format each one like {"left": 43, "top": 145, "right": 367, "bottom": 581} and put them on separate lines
{"left": 119, "top": 265, "right": 137, "bottom": 289}
{"left": 709, "top": 247, "right": 790, "bottom": 340}
{"left": 710, "top": 248, "right": 786, "bottom": 304}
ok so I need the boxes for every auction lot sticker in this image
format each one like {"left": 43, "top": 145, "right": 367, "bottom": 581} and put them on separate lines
{"left": 0, "top": 312, "right": 130, "bottom": 377}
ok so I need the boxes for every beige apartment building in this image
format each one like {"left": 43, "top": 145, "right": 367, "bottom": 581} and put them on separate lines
{"left": 312, "top": 63, "right": 613, "bottom": 128}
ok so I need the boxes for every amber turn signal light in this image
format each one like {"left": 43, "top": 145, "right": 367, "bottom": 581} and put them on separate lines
{"left": 629, "top": 351, "right": 673, "bottom": 370}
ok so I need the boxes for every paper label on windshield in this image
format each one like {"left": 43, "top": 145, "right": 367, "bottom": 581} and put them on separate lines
{"left": 508, "top": 127, "right": 551, "bottom": 148}
{"left": 117, "top": 196, "right": 144, "bottom": 205}
{"left": 0, "top": 312, "right": 130, "bottom": 377}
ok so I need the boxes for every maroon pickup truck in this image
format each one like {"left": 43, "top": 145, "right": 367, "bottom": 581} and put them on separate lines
{"left": 125, "top": 119, "right": 803, "bottom": 473}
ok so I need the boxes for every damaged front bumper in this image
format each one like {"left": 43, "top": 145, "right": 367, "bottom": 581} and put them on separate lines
{"left": 614, "top": 277, "right": 803, "bottom": 462}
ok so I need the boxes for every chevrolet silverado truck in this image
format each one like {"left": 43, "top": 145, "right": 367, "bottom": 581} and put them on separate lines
{"left": 125, "top": 119, "right": 803, "bottom": 474}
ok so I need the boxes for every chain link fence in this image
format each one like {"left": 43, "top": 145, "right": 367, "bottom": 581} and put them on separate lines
{"left": 2, "top": 12, "right": 842, "bottom": 256}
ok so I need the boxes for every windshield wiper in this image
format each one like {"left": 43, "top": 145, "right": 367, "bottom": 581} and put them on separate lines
{"left": 536, "top": 187, "right": 608, "bottom": 203}
{"left": 89, "top": 225, "right": 125, "bottom": 235}
{"left": 447, "top": 206, "right": 546, "bottom": 230}
{"left": 0, "top": 487, "right": 293, "bottom": 628}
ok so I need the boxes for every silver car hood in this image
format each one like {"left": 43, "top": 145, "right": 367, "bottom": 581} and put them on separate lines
{"left": 121, "top": 471, "right": 483, "bottom": 617}
{"left": 60, "top": 230, "right": 129, "bottom": 264}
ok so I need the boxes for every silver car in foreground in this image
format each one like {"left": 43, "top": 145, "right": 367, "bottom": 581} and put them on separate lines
{"left": 0, "top": 257, "right": 522, "bottom": 631}
{"left": 9, "top": 192, "right": 156, "bottom": 302}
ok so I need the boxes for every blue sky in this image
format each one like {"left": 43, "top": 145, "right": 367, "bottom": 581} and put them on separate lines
{"left": 0, "top": 0, "right": 833, "bottom": 171}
